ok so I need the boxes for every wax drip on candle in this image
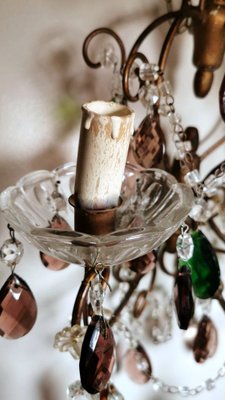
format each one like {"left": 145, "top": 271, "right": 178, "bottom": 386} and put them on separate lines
{"left": 84, "top": 112, "right": 94, "bottom": 130}
{"left": 111, "top": 116, "right": 122, "bottom": 139}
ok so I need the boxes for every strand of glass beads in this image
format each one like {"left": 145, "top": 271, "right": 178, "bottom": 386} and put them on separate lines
{"left": 137, "top": 62, "right": 225, "bottom": 223}
{"left": 151, "top": 361, "right": 225, "bottom": 396}
{"left": 138, "top": 63, "right": 193, "bottom": 162}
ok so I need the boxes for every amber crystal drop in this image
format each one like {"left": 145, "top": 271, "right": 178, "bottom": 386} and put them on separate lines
{"left": 193, "top": 315, "right": 218, "bottom": 363}
{"left": 40, "top": 214, "right": 71, "bottom": 270}
{"left": 174, "top": 265, "right": 195, "bottom": 330}
{"left": 124, "top": 344, "right": 152, "bottom": 384}
{"left": 219, "top": 73, "right": 225, "bottom": 122}
{"left": 0, "top": 273, "right": 37, "bottom": 339}
{"left": 132, "top": 112, "right": 165, "bottom": 168}
{"left": 79, "top": 315, "right": 115, "bottom": 394}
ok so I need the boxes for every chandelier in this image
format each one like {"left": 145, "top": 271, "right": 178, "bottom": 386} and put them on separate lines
{"left": 0, "top": 1, "right": 225, "bottom": 399}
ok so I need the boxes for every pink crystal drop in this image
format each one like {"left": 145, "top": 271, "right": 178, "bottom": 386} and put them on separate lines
{"left": 132, "top": 113, "right": 165, "bottom": 168}
{"left": 79, "top": 315, "right": 115, "bottom": 394}
{"left": 219, "top": 74, "right": 225, "bottom": 122}
{"left": 0, "top": 274, "right": 37, "bottom": 339}
{"left": 193, "top": 315, "right": 218, "bottom": 363}
{"left": 124, "top": 344, "right": 152, "bottom": 384}
{"left": 40, "top": 214, "right": 71, "bottom": 271}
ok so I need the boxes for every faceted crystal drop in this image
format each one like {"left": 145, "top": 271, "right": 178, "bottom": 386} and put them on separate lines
{"left": 132, "top": 113, "right": 165, "bottom": 168}
{"left": 193, "top": 315, "right": 218, "bottom": 363}
{"left": 79, "top": 316, "right": 115, "bottom": 394}
{"left": 174, "top": 265, "right": 195, "bottom": 330}
{"left": 40, "top": 214, "right": 71, "bottom": 270}
{"left": 0, "top": 273, "right": 37, "bottom": 339}
{"left": 176, "top": 233, "right": 194, "bottom": 261}
{"left": 124, "top": 344, "right": 152, "bottom": 383}
{"left": 219, "top": 74, "right": 225, "bottom": 122}
{"left": 183, "top": 230, "right": 220, "bottom": 299}
{"left": 0, "top": 238, "right": 24, "bottom": 267}
{"left": 90, "top": 278, "right": 105, "bottom": 315}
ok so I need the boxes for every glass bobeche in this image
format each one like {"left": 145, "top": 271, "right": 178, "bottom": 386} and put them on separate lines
{"left": 0, "top": 162, "right": 194, "bottom": 267}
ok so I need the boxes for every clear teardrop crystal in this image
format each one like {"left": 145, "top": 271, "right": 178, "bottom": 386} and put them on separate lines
{"left": 0, "top": 238, "right": 24, "bottom": 267}
{"left": 176, "top": 233, "right": 194, "bottom": 261}
{"left": 90, "top": 277, "right": 105, "bottom": 315}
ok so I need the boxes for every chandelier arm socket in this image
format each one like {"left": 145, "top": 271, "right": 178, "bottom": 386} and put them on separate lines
{"left": 82, "top": 27, "right": 126, "bottom": 71}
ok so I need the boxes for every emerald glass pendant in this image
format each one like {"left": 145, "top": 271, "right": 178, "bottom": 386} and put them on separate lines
{"left": 181, "top": 230, "right": 220, "bottom": 299}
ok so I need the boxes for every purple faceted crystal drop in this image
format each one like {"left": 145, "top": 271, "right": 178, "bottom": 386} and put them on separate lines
{"left": 132, "top": 113, "right": 165, "bottom": 168}
{"left": 193, "top": 315, "right": 218, "bottom": 363}
{"left": 79, "top": 315, "right": 115, "bottom": 394}
{"left": 174, "top": 265, "right": 195, "bottom": 330}
{"left": 0, "top": 273, "right": 37, "bottom": 339}
{"left": 124, "top": 344, "right": 152, "bottom": 384}
{"left": 40, "top": 214, "right": 71, "bottom": 270}
{"left": 219, "top": 74, "right": 225, "bottom": 122}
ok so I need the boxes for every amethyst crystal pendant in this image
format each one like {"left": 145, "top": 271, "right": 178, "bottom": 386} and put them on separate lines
{"left": 0, "top": 273, "right": 37, "bottom": 339}
{"left": 193, "top": 315, "right": 218, "bottom": 363}
{"left": 174, "top": 265, "right": 195, "bottom": 330}
{"left": 79, "top": 315, "right": 115, "bottom": 394}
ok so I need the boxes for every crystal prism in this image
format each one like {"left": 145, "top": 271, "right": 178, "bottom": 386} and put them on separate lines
{"left": 0, "top": 273, "right": 37, "bottom": 339}
{"left": 174, "top": 265, "right": 194, "bottom": 330}
{"left": 0, "top": 238, "right": 24, "bottom": 267}
{"left": 185, "top": 230, "right": 221, "bottom": 299}
{"left": 193, "top": 315, "right": 217, "bottom": 363}
{"left": 132, "top": 113, "right": 165, "bottom": 168}
{"left": 124, "top": 344, "right": 152, "bottom": 383}
{"left": 176, "top": 233, "right": 194, "bottom": 261}
{"left": 79, "top": 315, "right": 115, "bottom": 394}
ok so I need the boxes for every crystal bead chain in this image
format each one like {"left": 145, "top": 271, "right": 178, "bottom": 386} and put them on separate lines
{"left": 137, "top": 64, "right": 193, "bottom": 166}
{"left": 151, "top": 361, "right": 225, "bottom": 396}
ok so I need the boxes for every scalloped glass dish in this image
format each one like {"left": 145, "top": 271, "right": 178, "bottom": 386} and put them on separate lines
{"left": 0, "top": 162, "right": 194, "bottom": 267}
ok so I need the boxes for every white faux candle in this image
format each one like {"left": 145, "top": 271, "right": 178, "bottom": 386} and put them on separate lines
{"left": 75, "top": 101, "right": 134, "bottom": 209}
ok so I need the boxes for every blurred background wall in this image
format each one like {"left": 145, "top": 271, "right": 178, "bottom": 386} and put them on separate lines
{"left": 0, "top": 1, "right": 224, "bottom": 399}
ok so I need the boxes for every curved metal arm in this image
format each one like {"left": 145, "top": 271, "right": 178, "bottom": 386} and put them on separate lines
{"left": 158, "top": 17, "right": 185, "bottom": 71}
{"left": 82, "top": 27, "right": 126, "bottom": 71}
{"left": 123, "top": 51, "right": 149, "bottom": 102}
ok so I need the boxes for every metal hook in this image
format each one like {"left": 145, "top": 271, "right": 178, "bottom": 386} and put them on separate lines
{"left": 7, "top": 224, "right": 16, "bottom": 242}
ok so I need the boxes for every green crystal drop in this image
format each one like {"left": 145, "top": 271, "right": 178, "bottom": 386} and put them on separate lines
{"left": 180, "top": 230, "right": 220, "bottom": 299}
